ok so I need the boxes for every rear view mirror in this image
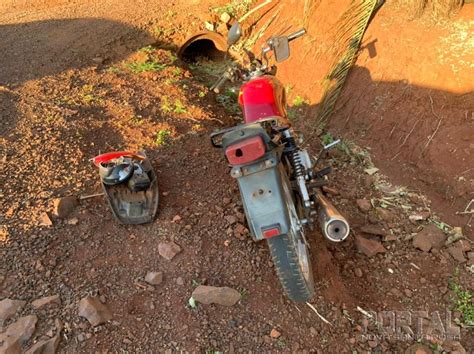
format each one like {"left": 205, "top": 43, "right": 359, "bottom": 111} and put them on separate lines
{"left": 272, "top": 36, "right": 290, "bottom": 62}
{"left": 227, "top": 22, "right": 242, "bottom": 46}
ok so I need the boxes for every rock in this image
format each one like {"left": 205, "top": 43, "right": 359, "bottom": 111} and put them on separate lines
{"left": 144, "top": 271, "right": 163, "bottom": 285}
{"left": 442, "top": 340, "right": 466, "bottom": 354}
{"left": 38, "top": 213, "right": 53, "bottom": 227}
{"left": 364, "top": 167, "right": 379, "bottom": 175}
{"left": 92, "top": 57, "right": 104, "bottom": 64}
{"left": 322, "top": 186, "right": 339, "bottom": 196}
{"left": 204, "top": 21, "right": 214, "bottom": 31}
{"left": 0, "top": 299, "right": 26, "bottom": 322}
{"left": 31, "top": 295, "right": 60, "bottom": 309}
{"left": 172, "top": 215, "right": 182, "bottom": 222}
{"left": 355, "top": 235, "right": 386, "bottom": 257}
{"left": 67, "top": 217, "right": 79, "bottom": 225}
{"left": 233, "top": 223, "right": 247, "bottom": 236}
{"left": 270, "top": 328, "right": 281, "bottom": 338}
{"left": 158, "top": 242, "right": 181, "bottom": 261}
{"left": 354, "top": 268, "right": 363, "bottom": 277}
{"left": 0, "top": 339, "right": 21, "bottom": 354}
{"left": 176, "top": 277, "right": 184, "bottom": 286}
{"left": 457, "top": 239, "right": 471, "bottom": 252}
{"left": 224, "top": 215, "right": 237, "bottom": 225}
{"left": 376, "top": 207, "right": 397, "bottom": 222}
{"left": 356, "top": 199, "right": 372, "bottom": 212}
{"left": 405, "top": 343, "right": 432, "bottom": 354}
{"left": 360, "top": 225, "right": 388, "bottom": 236}
{"left": 220, "top": 12, "right": 231, "bottom": 24}
{"left": 52, "top": 196, "right": 78, "bottom": 219}
{"left": 78, "top": 296, "right": 112, "bottom": 326}
{"left": 0, "top": 315, "right": 38, "bottom": 348}
{"left": 25, "top": 335, "right": 60, "bottom": 354}
{"left": 191, "top": 286, "right": 240, "bottom": 306}
{"left": 409, "top": 211, "right": 430, "bottom": 222}
{"left": 412, "top": 225, "right": 446, "bottom": 252}
{"left": 447, "top": 243, "right": 466, "bottom": 263}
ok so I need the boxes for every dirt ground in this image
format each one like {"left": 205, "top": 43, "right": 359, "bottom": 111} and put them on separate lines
{"left": 0, "top": 0, "right": 473, "bottom": 353}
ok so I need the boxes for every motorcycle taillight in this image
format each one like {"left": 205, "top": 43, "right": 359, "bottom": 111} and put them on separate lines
{"left": 225, "top": 136, "right": 265, "bottom": 165}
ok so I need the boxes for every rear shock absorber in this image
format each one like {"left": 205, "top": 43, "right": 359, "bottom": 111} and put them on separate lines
{"left": 282, "top": 129, "right": 304, "bottom": 178}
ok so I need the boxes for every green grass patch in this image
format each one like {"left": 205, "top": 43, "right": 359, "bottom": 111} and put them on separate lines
{"left": 126, "top": 61, "right": 166, "bottom": 73}
{"left": 212, "top": 0, "right": 254, "bottom": 17}
{"left": 449, "top": 267, "right": 474, "bottom": 327}
{"left": 292, "top": 95, "right": 309, "bottom": 107}
{"left": 154, "top": 130, "right": 171, "bottom": 146}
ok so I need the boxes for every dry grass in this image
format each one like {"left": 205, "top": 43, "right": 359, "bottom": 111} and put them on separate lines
{"left": 397, "top": 0, "right": 464, "bottom": 18}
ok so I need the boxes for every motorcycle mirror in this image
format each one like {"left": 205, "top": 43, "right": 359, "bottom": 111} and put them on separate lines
{"left": 227, "top": 22, "right": 242, "bottom": 47}
{"left": 272, "top": 36, "right": 290, "bottom": 62}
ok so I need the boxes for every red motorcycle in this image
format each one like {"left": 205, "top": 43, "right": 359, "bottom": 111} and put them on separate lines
{"left": 210, "top": 23, "right": 349, "bottom": 302}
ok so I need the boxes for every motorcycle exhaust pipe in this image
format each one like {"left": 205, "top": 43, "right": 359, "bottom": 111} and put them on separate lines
{"left": 315, "top": 191, "right": 350, "bottom": 242}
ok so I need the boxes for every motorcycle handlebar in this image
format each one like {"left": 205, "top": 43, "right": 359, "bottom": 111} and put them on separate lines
{"left": 287, "top": 28, "right": 306, "bottom": 42}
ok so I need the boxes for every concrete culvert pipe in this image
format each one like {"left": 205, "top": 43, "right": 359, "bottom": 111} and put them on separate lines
{"left": 178, "top": 32, "right": 227, "bottom": 62}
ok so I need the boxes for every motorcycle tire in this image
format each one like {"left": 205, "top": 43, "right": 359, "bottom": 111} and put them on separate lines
{"left": 267, "top": 233, "right": 315, "bottom": 302}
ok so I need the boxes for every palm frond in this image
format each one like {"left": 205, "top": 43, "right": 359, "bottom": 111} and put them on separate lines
{"left": 316, "top": 0, "right": 379, "bottom": 124}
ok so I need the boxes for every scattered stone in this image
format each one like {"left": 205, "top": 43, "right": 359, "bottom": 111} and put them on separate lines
{"left": 224, "top": 215, "right": 237, "bottom": 225}
{"left": 67, "top": 217, "right": 79, "bottom": 225}
{"left": 78, "top": 296, "right": 112, "bottom": 327}
{"left": 376, "top": 207, "right": 397, "bottom": 222}
{"left": 25, "top": 335, "right": 60, "bottom": 354}
{"left": 39, "top": 213, "right": 53, "bottom": 227}
{"left": 364, "top": 167, "right": 379, "bottom": 175}
{"left": 354, "top": 268, "right": 363, "bottom": 277}
{"left": 31, "top": 295, "right": 60, "bottom": 309}
{"left": 191, "top": 286, "right": 240, "bottom": 306}
{"left": 234, "top": 223, "right": 247, "bottom": 236}
{"left": 355, "top": 235, "right": 386, "bottom": 257}
{"left": 458, "top": 239, "right": 471, "bottom": 253}
{"left": 158, "top": 242, "right": 182, "bottom": 261}
{"left": 220, "top": 12, "right": 231, "bottom": 24}
{"left": 360, "top": 225, "right": 388, "bottom": 236}
{"left": 144, "top": 271, "right": 163, "bottom": 285}
{"left": 0, "top": 298, "right": 26, "bottom": 322}
{"left": 408, "top": 211, "right": 430, "bottom": 222}
{"left": 176, "top": 277, "right": 184, "bottom": 286}
{"left": 384, "top": 234, "right": 397, "bottom": 242}
{"left": 0, "top": 315, "right": 38, "bottom": 349}
{"left": 412, "top": 225, "right": 446, "bottom": 252}
{"left": 447, "top": 243, "right": 466, "bottom": 263}
{"left": 52, "top": 196, "right": 78, "bottom": 219}
{"left": 92, "top": 57, "right": 105, "bottom": 64}
{"left": 322, "top": 186, "right": 339, "bottom": 196}
{"left": 404, "top": 289, "right": 412, "bottom": 297}
{"left": 54, "top": 319, "right": 63, "bottom": 332}
{"left": 405, "top": 343, "right": 432, "bottom": 354}
{"left": 172, "top": 215, "right": 182, "bottom": 223}
{"left": 0, "top": 339, "right": 21, "bottom": 354}
{"left": 270, "top": 328, "right": 281, "bottom": 339}
{"left": 222, "top": 197, "right": 231, "bottom": 205}
{"left": 204, "top": 21, "right": 214, "bottom": 31}
{"left": 356, "top": 199, "right": 372, "bottom": 212}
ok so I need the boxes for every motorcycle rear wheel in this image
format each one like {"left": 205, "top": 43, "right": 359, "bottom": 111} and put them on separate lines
{"left": 267, "top": 233, "right": 314, "bottom": 302}
{"left": 266, "top": 167, "right": 315, "bottom": 302}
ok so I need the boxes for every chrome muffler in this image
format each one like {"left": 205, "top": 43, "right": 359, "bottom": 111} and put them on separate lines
{"left": 315, "top": 191, "right": 350, "bottom": 242}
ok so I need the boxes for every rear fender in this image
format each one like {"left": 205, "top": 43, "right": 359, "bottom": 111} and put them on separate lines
{"left": 231, "top": 150, "right": 291, "bottom": 241}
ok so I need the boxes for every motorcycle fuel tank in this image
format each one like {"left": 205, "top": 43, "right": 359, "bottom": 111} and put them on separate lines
{"left": 239, "top": 75, "right": 287, "bottom": 124}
